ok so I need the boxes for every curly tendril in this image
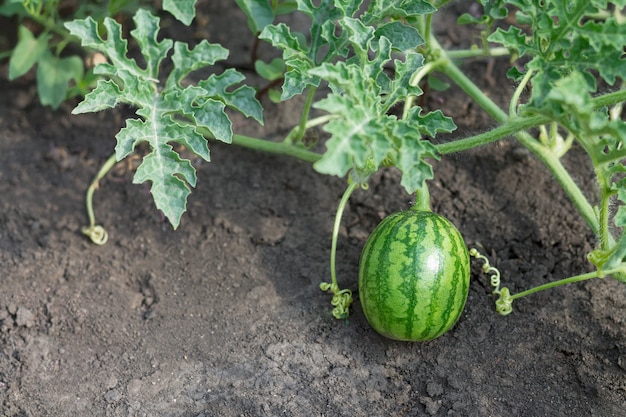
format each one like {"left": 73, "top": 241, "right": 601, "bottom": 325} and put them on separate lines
{"left": 469, "top": 248, "right": 513, "bottom": 316}
{"left": 320, "top": 282, "right": 353, "bottom": 320}
{"left": 81, "top": 225, "right": 108, "bottom": 245}
{"left": 494, "top": 287, "right": 513, "bottom": 316}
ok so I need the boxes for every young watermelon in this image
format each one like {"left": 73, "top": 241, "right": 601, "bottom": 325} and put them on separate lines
{"left": 358, "top": 209, "right": 470, "bottom": 341}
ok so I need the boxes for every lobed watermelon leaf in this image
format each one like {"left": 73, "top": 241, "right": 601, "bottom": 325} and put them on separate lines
{"left": 162, "top": 0, "right": 198, "bottom": 25}
{"left": 65, "top": 9, "right": 263, "bottom": 229}
{"left": 487, "top": 0, "right": 626, "bottom": 108}
{"left": 259, "top": 0, "right": 434, "bottom": 100}
{"left": 309, "top": 17, "right": 454, "bottom": 192}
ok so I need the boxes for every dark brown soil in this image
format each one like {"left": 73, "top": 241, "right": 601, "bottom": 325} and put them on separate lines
{"left": 0, "top": 2, "right": 624, "bottom": 416}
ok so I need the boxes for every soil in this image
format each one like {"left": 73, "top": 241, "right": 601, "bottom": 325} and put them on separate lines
{"left": 0, "top": 1, "right": 625, "bottom": 416}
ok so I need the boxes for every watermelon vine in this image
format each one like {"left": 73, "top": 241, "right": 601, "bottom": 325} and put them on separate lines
{"left": 4, "top": 0, "right": 624, "bottom": 339}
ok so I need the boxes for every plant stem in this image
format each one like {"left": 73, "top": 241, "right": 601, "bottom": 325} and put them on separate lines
{"left": 195, "top": 127, "right": 323, "bottom": 164}
{"left": 320, "top": 180, "right": 359, "bottom": 319}
{"left": 231, "top": 134, "right": 321, "bottom": 163}
{"left": 329, "top": 181, "right": 360, "bottom": 291}
{"left": 435, "top": 114, "right": 550, "bottom": 154}
{"left": 404, "top": 60, "right": 439, "bottom": 118}
{"left": 590, "top": 88, "right": 626, "bottom": 108}
{"left": 598, "top": 185, "right": 613, "bottom": 250}
{"left": 509, "top": 69, "right": 534, "bottom": 117}
{"left": 445, "top": 47, "right": 510, "bottom": 60}
{"left": 412, "top": 184, "right": 431, "bottom": 212}
{"left": 82, "top": 153, "right": 117, "bottom": 245}
{"left": 284, "top": 87, "right": 317, "bottom": 144}
{"left": 510, "top": 269, "right": 611, "bottom": 301}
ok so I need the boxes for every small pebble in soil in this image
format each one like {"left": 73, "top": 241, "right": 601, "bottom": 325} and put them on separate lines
{"left": 426, "top": 382, "right": 444, "bottom": 397}
{"left": 420, "top": 396, "right": 442, "bottom": 415}
{"left": 104, "top": 389, "right": 122, "bottom": 403}
{"left": 16, "top": 307, "right": 35, "bottom": 328}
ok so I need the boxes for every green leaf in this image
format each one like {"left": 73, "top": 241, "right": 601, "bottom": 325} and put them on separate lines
{"left": 427, "top": 75, "right": 450, "bottom": 91}
{"left": 309, "top": 36, "right": 453, "bottom": 190}
{"left": 166, "top": 41, "right": 229, "bottom": 89}
{"left": 36, "top": 52, "right": 83, "bottom": 109}
{"left": 259, "top": 0, "right": 352, "bottom": 100}
{"left": 9, "top": 25, "right": 50, "bottom": 80}
{"left": 488, "top": 0, "right": 626, "bottom": 106}
{"left": 65, "top": 9, "right": 262, "bottom": 228}
{"left": 175, "top": 87, "right": 233, "bottom": 143}
{"left": 197, "top": 69, "right": 264, "bottom": 124}
{"left": 132, "top": 144, "right": 198, "bottom": 227}
{"left": 282, "top": 59, "right": 320, "bottom": 99}
{"left": 163, "top": 0, "right": 197, "bottom": 25}
{"left": 488, "top": 26, "right": 531, "bottom": 56}
{"left": 255, "top": 58, "right": 285, "bottom": 81}
{"left": 259, "top": 23, "right": 316, "bottom": 99}
{"left": 0, "top": 1, "right": 27, "bottom": 17}
{"left": 364, "top": 0, "right": 435, "bottom": 19}
{"left": 374, "top": 21, "right": 424, "bottom": 51}
{"left": 65, "top": 14, "right": 143, "bottom": 78}
{"left": 385, "top": 51, "right": 424, "bottom": 110}
{"left": 259, "top": 0, "right": 436, "bottom": 100}
{"left": 130, "top": 9, "right": 174, "bottom": 80}
{"left": 458, "top": 0, "right": 507, "bottom": 24}
{"left": 394, "top": 118, "right": 439, "bottom": 193}
{"left": 313, "top": 94, "right": 389, "bottom": 176}
{"left": 341, "top": 17, "right": 376, "bottom": 62}
{"left": 72, "top": 79, "right": 121, "bottom": 114}
{"left": 235, "top": 0, "right": 275, "bottom": 33}
{"left": 409, "top": 108, "right": 456, "bottom": 137}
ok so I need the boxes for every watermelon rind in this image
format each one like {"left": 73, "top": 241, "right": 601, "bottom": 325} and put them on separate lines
{"left": 358, "top": 210, "right": 470, "bottom": 341}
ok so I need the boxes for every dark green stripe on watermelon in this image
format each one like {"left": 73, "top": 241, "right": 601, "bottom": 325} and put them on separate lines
{"left": 358, "top": 210, "right": 470, "bottom": 341}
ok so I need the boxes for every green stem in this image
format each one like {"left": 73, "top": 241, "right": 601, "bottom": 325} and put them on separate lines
{"left": 320, "top": 180, "right": 360, "bottom": 319}
{"left": 509, "top": 69, "right": 534, "bottom": 117}
{"left": 329, "top": 181, "right": 360, "bottom": 291}
{"left": 435, "top": 114, "right": 550, "bottom": 155}
{"left": 510, "top": 269, "right": 612, "bottom": 301}
{"left": 82, "top": 153, "right": 117, "bottom": 245}
{"left": 422, "top": 13, "right": 433, "bottom": 49}
{"left": 412, "top": 184, "right": 431, "bottom": 212}
{"left": 195, "top": 127, "right": 323, "bottom": 164}
{"left": 590, "top": 88, "right": 626, "bottom": 109}
{"left": 404, "top": 60, "right": 439, "bottom": 118}
{"left": 445, "top": 47, "right": 510, "bottom": 60}
{"left": 231, "top": 134, "right": 321, "bottom": 163}
{"left": 284, "top": 87, "right": 317, "bottom": 144}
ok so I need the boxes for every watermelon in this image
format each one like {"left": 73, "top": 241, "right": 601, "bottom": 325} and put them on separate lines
{"left": 358, "top": 209, "right": 470, "bottom": 341}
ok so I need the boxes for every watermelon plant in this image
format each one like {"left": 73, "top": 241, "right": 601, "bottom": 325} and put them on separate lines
{"left": 4, "top": 0, "right": 623, "bottom": 339}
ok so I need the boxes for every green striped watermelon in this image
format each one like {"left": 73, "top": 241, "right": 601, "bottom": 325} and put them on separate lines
{"left": 358, "top": 209, "right": 470, "bottom": 341}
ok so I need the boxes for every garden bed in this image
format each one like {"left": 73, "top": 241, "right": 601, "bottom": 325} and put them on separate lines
{"left": 0, "top": 1, "right": 624, "bottom": 416}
